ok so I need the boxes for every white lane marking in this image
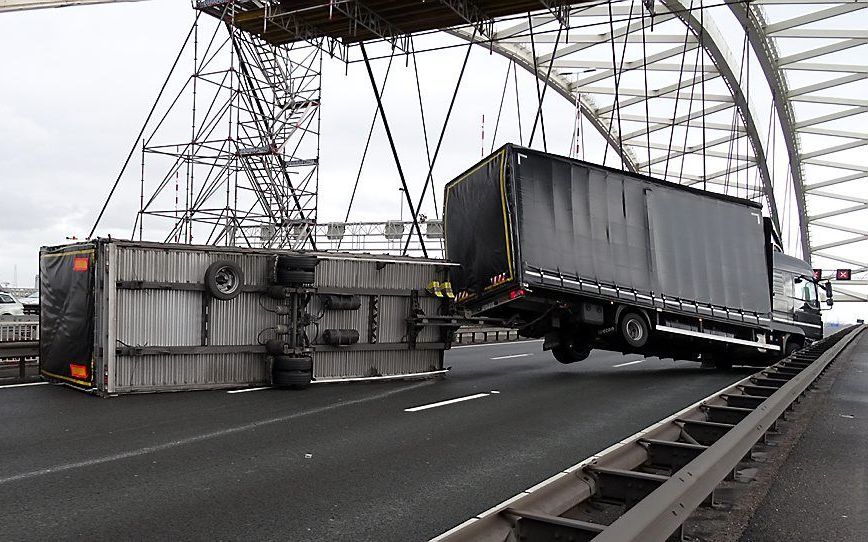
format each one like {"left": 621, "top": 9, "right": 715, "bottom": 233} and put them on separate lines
{"left": 452, "top": 340, "right": 542, "bottom": 350}
{"left": 226, "top": 387, "right": 270, "bottom": 394}
{"left": 490, "top": 390, "right": 500, "bottom": 394}
{"left": 227, "top": 369, "right": 452, "bottom": 393}
{"left": 0, "top": 381, "right": 433, "bottom": 486}
{"left": 491, "top": 353, "right": 532, "bottom": 360}
{"left": 312, "top": 369, "right": 449, "bottom": 384}
{"left": 0, "top": 382, "right": 48, "bottom": 389}
{"left": 405, "top": 393, "right": 490, "bottom": 412}
{"left": 613, "top": 359, "right": 645, "bottom": 368}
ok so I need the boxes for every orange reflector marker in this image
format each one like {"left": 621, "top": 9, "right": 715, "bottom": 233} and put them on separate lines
{"left": 69, "top": 364, "right": 88, "bottom": 379}
{"left": 72, "top": 257, "right": 89, "bottom": 272}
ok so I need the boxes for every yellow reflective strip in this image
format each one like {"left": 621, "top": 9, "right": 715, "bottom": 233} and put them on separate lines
{"left": 498, "top": 152, "right": 514, "bottom": 282}
{"left": 41, "top": 249, "right": 94, "bottom": 259}
{"left": 40, "top": 369, "right": 92, "bottom": 387}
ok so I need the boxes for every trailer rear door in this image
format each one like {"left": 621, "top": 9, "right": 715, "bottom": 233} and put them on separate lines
{"left": 444, "top": 149, "right": 515, "bottom": 301}
{"left": 39, "top": 244, "right": 96, "bottom": 388}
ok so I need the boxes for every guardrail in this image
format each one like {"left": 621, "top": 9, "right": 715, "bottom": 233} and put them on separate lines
{"left": 0, "top": 317, "right": 39, "bottom": 342}
{"left": 1, "top": 318, "right": 40, "bottom": 383}
{"left": 454, "top": 327, "right": 520, "bottom": 344}
{"left": 0, "top": 341, "right": 39, "bottom": 382}
{"left": 434, "top": 325, "right": 865, "bottom": 542}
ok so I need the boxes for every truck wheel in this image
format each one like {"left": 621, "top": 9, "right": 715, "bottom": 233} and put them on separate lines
{"left": 276, "top": 254, "right": 318, "bottom": 272}
{"left": 204, "top": 260, "right": 244, "bottom": 301}
{"left": 619, "top": 312, "right": 649, "bottom": 349}
{"left": 552, "top": 338, "right": 592, "bottom": 364}
{"left": 273, "top": 355, "right": 313, "bottom": 372}
{"left": 272, "top": 369, "right": 312, "bottom": 389}
{"left": 274, "top": 269, "right": 315, "bottom": 286}
{"left": 784, "top": 338, "right": 803, "bottom": 358}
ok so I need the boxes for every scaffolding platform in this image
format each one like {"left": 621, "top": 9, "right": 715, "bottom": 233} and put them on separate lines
{"left": 198, "top": 0, "right": 585, "bottom": 50}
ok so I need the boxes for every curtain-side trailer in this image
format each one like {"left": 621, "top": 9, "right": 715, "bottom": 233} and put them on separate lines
{"left": 444, "top": 145, "right": 825, "bottom": 367}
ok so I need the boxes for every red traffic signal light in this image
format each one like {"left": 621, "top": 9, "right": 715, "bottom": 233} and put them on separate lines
{"left": 836, "top": 269, "right": 852, "bottom": 281}
{"left": 812, "top": 269, "right": 822, "bottom": 280}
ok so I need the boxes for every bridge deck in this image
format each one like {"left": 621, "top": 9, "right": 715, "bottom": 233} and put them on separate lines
{"left": 0, "top": 343, "right": 749, "bottom": 540}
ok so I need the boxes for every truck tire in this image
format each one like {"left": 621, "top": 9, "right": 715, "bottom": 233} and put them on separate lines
{"left": 204, "top": 260, "right": 244, "bottom": 301}
{"left": 619, "top": 312, "right": 649, "bottom": 349}
{"left": 273, "top": 355, "right": 313, "bottom": 372}
{"left": 552, "top": 338, "right": 592, "bottom": 364}
{"left": 272, "top": 369, "right": 312, "bottom": 389}
{"left": 784, "top": 338, "right": 803, "bottom": 358}
{"left": 276, "top": 254, "right": 318, "bottom": 272}
{"left": 274, "top": 269, "right": 315, "bottom": 286}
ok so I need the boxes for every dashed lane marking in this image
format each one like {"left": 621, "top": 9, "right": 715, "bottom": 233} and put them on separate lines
{"left": 0, "top": 382, "right": 48, "bottom": 389}
{"left": 405, "top": 393, "right": 492, "bottom": 412}
{"left": 452, "top": 340, "right": 542, "bottom": 350}
{"left": 491, "top": 353, "right": 533, "bottom": 360}
{"left": 613, "top": 359, "right": 645, "bottom": 368}
{"left": 226, "top": 387, "right": 270, "bottom": 394}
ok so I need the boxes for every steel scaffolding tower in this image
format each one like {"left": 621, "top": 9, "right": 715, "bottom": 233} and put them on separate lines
{"left": 136, "top": 3, "right": 321, "bottom": 249}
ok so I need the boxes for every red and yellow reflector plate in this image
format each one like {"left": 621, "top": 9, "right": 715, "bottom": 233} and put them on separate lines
{"left": 72, "top": 256, "right": 89, "bottom": 272}
{"left": 69, "top": 363, "right": 88, "bottom": 379}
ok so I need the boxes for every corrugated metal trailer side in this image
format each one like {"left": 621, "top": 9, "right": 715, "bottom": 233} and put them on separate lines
{"left": 41, "top": 240, "right": 452, "bottom": 395}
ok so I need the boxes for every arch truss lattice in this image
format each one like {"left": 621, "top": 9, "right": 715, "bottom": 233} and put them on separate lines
{"left": 448, "top": 0, "right": 867, "bottom": 300}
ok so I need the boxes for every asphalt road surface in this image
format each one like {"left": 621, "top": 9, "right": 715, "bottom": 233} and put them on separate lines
{"left": 0, "top": 342, "right": 755, "bottom": 541}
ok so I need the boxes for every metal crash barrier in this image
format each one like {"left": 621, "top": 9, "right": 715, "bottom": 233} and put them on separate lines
{"left": 0, "top": 317, "right": 40, "bottom": 383}
{"left": 434, "top": 325, "right": 865, "bottom": 542}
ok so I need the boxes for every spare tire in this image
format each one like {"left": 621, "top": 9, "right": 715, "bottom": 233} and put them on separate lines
{"left": 276, "top": 254, "right": 318, "bottom": 272}
{"left": 204, "top": 260, "right": 244, "bottom": 301}
{"left": 274, "top": 269, "right": 315, "bottom": 286}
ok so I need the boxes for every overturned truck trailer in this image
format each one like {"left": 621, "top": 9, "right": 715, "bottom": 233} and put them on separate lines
{"left": 39, "top": 240, "right": 455, "bottom": 396}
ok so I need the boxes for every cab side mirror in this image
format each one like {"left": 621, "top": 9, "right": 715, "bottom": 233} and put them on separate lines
{"left": 824, "top": 281, "right": 834, "bottom": 307}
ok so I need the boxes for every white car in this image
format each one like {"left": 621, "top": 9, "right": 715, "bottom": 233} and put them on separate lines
{"left": 20, "top": 291, "right": 39, "bottom": 314}
{"left": 0, "top": 292, "right": 24, "bottom": 316}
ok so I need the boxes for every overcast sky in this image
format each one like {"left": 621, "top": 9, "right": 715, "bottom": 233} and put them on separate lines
{"left": 0, "top": 0, "right": 863, "bottom": 321}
